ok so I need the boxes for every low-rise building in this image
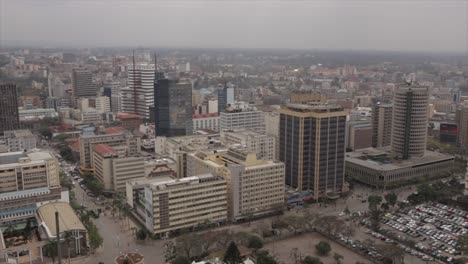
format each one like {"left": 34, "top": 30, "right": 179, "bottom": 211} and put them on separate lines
{"left": 345, "top": 147, "right": 454, "bottom": 188}
{"left": 93, "top": 144, "right": 145, "bottom": 193}
{"left": 19, "top": 108, "right": 58, "bottom": 121}
{"left": 126, "top": 174, "right": 227, "bottom": 236}
{"left": 3, "top": 129, "right": 37, "bottom": 152}
{"left": 192, "top": 113, "right": 220, "bottom": 132}
{"left": 221, "top": 129, "right": 276, "bottom": 160}
{"left": 187, "top": 146, "right": 285, "bottom": 222}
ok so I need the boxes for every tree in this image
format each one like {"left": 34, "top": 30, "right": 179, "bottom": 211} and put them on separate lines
{"left": 368, "top": 195, "right": 383, "bottom": 211}
{"left": 23, "top": 218, "right": 32, "bottom": 239}
{"left": 457, "top": 234, "right": 468, "bottom": 255}
{"left": 384, "top": 192, "right": 398, "bottom": 207}
{"left": 343, "top": 206, "right": 351, "bottom": 215}
{"left": 333, "top": 253, "right": 343, "bottom": 264}
{"left": 247, "top": 235, "right": 263, "bottom": 250}
{"left": 381, "top": 203, "right": 390, "bottom": 211}
{"left": 44, "top": 240, "right": 58, "bottom": 264}
{"left": 315, "top": 241, "right": 331, "bottom": 256}
{"left": 224, "top": 241, "right": 243, "bottom": 264}
{"left": 39, "top": 127, "right": 52, "bottom": 139}
{"left": 302, "top": 256, "right": 321, "bottom": 264}
{"left": 171, "top": 255, "right": 191, "bottom": 264}
{"left": 376, "top": 244, "right": 404, "bottom": 264}
{"left": 369, "top": 209, "right": 382, "bottom": 231}
{"left": 256, "top": 250, "right": 278, "bottom": 264}
{"left": 175, "top": 233, "right": 202, "bottom": 259}
{"left": 136, "top": 229, "right": 147, "bottom": 241}
{"left": 87, "top": 222, "right": 103, "bottom": 252}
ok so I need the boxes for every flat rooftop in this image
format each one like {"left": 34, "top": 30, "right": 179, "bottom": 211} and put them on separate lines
{"left": 0, "top": 149, "right": 54, "bottom": 165}
{"left": 285, "top": 103, "right": 344, "bottom": 113}
{"left": 346, "top": 147, "right": 454, "bottom": 171}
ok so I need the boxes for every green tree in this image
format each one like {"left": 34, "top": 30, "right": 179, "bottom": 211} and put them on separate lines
{"left": 247, "top": 235, "right": 263, "bottom": 250}
{"left": 384, "top": 192, "right": 398, "bottom": 207}
{"left": 224, "top": 241, "right": 243, "bottom": 264}
{"left": 368, "top": 195, "right": 383, "bottom": 211}
{"left": 333, "top": 253, "right": 343, "bottom": 264}
{"left": 171, "top": 255, "right": 191, "bottom": 264}
{"left": 44, "top": 240, "right": 58, "bottom": 264}
{"left": 315, "top": 241, "right": 331, "bottom": 256}
{"left": 87, "top": 222, "right": 103, "bottom": 252}
{"left": 39, "top": 127, "right": 52, "bottom": 139}
{"left": 136, "top": 229, "right": 147, "bottom": 241}
{"left": 369, "top": 209, "right": 382, "bottom": 231}
{"left": 302, "top": 256, "right": 322, "bottom": 264}
{"left": 256, "top": 250, "right": 278, "bottom": 264}
{"left": 457, "top": 234, "right": 468, "bottom": 255}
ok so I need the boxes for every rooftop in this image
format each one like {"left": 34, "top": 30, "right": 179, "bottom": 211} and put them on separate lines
{"left": 285, "top": 103, "right": 344, "bottom": 113}
{"left": 345, "top": 147, "right": 454, "bottom": 171}
{"left": 0, "top": 149, "right": 54, "bottom": 165}
{"left": 37, "top": 202, "right": 86, "bottom": 237}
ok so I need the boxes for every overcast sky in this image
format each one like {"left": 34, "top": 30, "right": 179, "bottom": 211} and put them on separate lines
{"left": 1, "top": 0, "right": 467, "bottom": 52}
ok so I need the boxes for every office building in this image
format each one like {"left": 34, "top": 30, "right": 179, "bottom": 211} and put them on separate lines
{"left": 95, "top": 96, "right": 111, "bottom": 113}
{"left": 346, "top": 147, "right": 454, "bottom": 188}
{"left": 279, "top": 103, "right": 347, "bottom": 199}
{"left": 347, "top": 122, "right": 372, "bottom": 151}
{"left": 154, "top": 77, "right": 192, "bottom": 137}
{"left": 0, "top": 149, "right": 65, "bottom": 225}
{"left": 220, "top": 102, "right": 265, "bottom": 134}
{"left": 456, "top": 106, "right": 468, "bottom": 148}
{"left": 111, "top": 93, "right": 123, "bottom": 113}
{"left": 126, "top": 174, "right": 227, "bottom": 235}
{"left": 0, "top": 84, "right": 20, "bottom": 135}
{"left": 3, "top": 129, "right": 37, "bottom": 152}
{"left": 391, "top": 85, "right": 429, "bottom": 159}
{"left": 93, "top": 144, "right": 145, "bottom": 193}
{"left": 439, "top": 123, "right": 458, "bottom": 145}
{"left": 123, "top": 64, "right": 155, "bottom": 120}
{"left": 79, "top": 132, "right": 141, "bottom": 171}
{"left": 192, "top": 114, "right": 220, "bottom": 132}
{"left": 221, "top": 129, "right": 276, "bottom": 161}
{"left": 372, "top": 103, "right": 393, "bottom": 148}
{"left": 217, "top": 84, "right": 235, "bottom": 113}
{"left": 72, "top": 69, "right": 97, "bottom": 97}
{"left": 187, "top": 147, "right": 285, "bottom": 222}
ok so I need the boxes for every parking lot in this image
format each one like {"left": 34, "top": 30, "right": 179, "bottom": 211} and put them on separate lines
{"left": 380, "top": 202, "right": 468, "bottom": 263}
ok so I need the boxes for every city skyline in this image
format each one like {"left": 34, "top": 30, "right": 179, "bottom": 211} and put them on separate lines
{"left": 1, "top": 0, "right": 467, "bottom": 52}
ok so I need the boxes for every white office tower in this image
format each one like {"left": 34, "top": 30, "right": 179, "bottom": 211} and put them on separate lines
{"left": 111, "top": 93, "right": 122, "bottom": 113}
{"left": 220, "top": 102, "right": 265, "bottom": 134}
{"left": 391, "top": 85, "right": 429, "bottom": 159}
{"left": 123, "top": 64, "right": 155, "bottom": 119}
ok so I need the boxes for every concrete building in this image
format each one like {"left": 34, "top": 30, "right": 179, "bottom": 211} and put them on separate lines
{"left": 218, "top": 84, "right": 235, "bottom": 113}
{"left": 126, "top": 174, "right": 227, "bottom": 235}
{"left": 456, "top": 106, "right": 468, "bottom": 148}
{"left": 79, "top": 132, "right": 140, "bottom": 171}
{"left": 221, "top": 129, "right": 276, "bottom": 161}
{"left": 207, "top": 99, "right": 218, "bottom": 114}
{"left": 220, "top": 102, "right": 265, "bottom": 134}
{"left": 3, "top": 129, "right": 37, "bottom": 152}
{"left": 154, "top": 77, "right": 193, "bottom": 137}
{"left": 95, "top": 96, "right": 111, "bottom": 113}
{"left": 187, "top": 147, "right": 285, "bottom": 222}
{"left": 80, "top": 109, "right": 103, "bottom": 124}
{"left": 123, "top": 64, "right": 155, "bottom": 120}
{"left": 372, "top": 103, "right": 393, "bottom": 148}
{"left": 19, "top": 108, "right": 58, "bottom": 121}
{"left": 0, "top": 84, "right": 20, "bottom": 135}
{"left": 346, "top": 147, "right": 454, "bottom": 188}
{"left": 111, "top": 93, "right": 123, "bottom": 113}
{"left": 347, "top": 122, "right": 372, "bottom": 151}
{"left": 192, "top": 114, "right": 220, "bottom": 132}
{"left": 0, "top": 150, "right": 66, "bottom": 225}
{"left": 93, "top": 144, "right": 145, "bottom": 193}
{"left": 72, "top": 69, "right": 97, "bottom": 97}
{"left": 279, "top": 103, "right": 347, "bottom": 199}
{"left": 289, "top": 90, "right": 324, "bottom": 104}
{"left": 391, "top": 85, "right": 429, "bottom": 159}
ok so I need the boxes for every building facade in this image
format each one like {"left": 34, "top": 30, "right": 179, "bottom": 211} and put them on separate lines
{"left": 221, "top": 129, "right": 276, "bottom": 161}
{"left": 3, "top": 129, "right": 37, "bottom": 152}
{"left": 279, "top": 103, "right": 347, "bottom": 199}
{"left": 192, "top": 114, "right": 220, "bottom": 132}
{"left": 220, "top": 102, "right": 265, "bottom": 134}
{"left": 391, "top": 85, "right": 429, "bottom": 159}
{"left": 72, "top": 69, "right": 97, "bottom": 97}
{"left": 123, "top": 64, "right": 155, "bottom": 120}
{"left": 126, "top": 174, "right": 227, "bottom": 235}
{"left": 0, "top": 84, "right": 20, "bottom": 135}
{"left": 372, "top": 103, "right": 393, "bottom": 148}
{"left": 347, "top": 122, "right": 372, "bottom": 151}
{"left": 456, "top": 106, "right": 468, "bottom": 148}
{"left": 154, "top": 77, "right": 192, "bottom": 137}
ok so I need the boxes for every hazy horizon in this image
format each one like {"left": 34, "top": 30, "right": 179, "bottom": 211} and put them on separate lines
{"left": 1, "top": 0, "right": 467, "bottom": 53}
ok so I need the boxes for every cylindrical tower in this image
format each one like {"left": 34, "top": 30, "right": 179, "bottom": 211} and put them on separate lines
{"left": 391, "top": 85, "right": 429, "bottom": 159}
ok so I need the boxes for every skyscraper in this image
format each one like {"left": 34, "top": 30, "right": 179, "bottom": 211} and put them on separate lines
{"left": 154, "top": 75, "right": 192, "bottom": 137}
{"left": 279, "top": 103, "right": 347, "bottom": 199}
{"left": 0, "top": 84, "right": 20, "bottom": 135}
{"left": 391, "top": 85, "right": 429, "bottom": 159}
{"left": 217, "top": 83, "right": 234, "bottom": 113}
{"left": 123, "top": 64, "right": 155, "bottom": 120}
{"left": 372, "top": 102, "right": 393, "bottom": 148}
{"left": 72, "top": 69, "right": 97, "bottom": 97}
{"left": 456, "top": 106, "right": 468, "bottom": 148}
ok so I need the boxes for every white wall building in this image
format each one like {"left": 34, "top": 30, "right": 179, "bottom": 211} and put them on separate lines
{"left": 192, "top": 114, "right": 220, "bottom": 132}
{"left": 220, "top": 102, "right": 265, "bottom": 134}
{"left": 221, "top": 129, "right": 276, "bottom": 160}
{"left": 95, "top": 96, "right": 111, "bottom": 113}
{"left": 122, "top": 64, "right": 155, "bottom": 119}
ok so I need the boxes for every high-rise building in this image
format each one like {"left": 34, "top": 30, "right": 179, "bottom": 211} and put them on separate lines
{"left": 154, "top": 76, "right": 192, "bottom": 137}
{"left": 72, "top": 69, "right": 97, "bottom": 97}
{"left": 391, "top": 85, "right": 429, "bottom": 159}
{"left": 217, "top": 84, "right": 235, "bottom": 113}
{"left": 123, "top": 64, "right": 155, "bottom": 120}
{"left": 347, "top": 121, "right": 372, "bottom": 151}
{"left": 126, "top": 173, "right": 227, "bottom": 235}
{"left": 372, "top": 103, "right": 393, "bottom": 148}
{"left": 279, "top": 103, "right": 347, "bottom": 199}
{"left": 456, "top": 106, "right": 468, "bottom": 148}
{"left": 220, "top": 102, "right": 265, "bottom": 134}
{"left": 0, "top": 84, "right": 20, "bottom": 136}
{"left": 95, "top": 96, "right": 111, "bottom": 113}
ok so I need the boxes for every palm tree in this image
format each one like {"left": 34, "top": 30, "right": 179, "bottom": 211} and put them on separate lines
{"left": 44, "top": 240, "right": 58, "bottom": 264}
